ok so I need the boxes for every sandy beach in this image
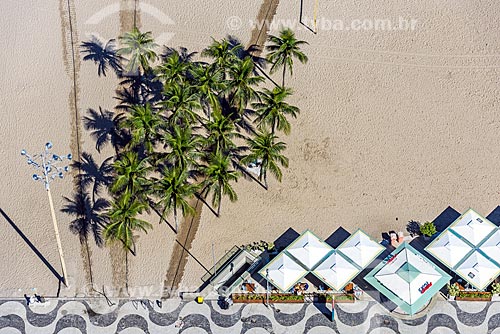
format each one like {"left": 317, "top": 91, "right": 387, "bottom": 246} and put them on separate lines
{"left": 0, "top": 0, "right": 499, "bottom": 297}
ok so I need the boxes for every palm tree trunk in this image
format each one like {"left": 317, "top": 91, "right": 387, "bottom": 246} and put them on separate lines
{"left": 217, "top": 187, "right": 221, "bottom": 217}
{"left": 125, "top": 250, "right": 129, "bottom": 296}
{"left": 174, "top": 205, "right": 179, "bottom": 233}
{"left": 272, "top": 118, "right": 276, "bottom": 136}
{"left": 263, "top": 168, "right": 268, "bottom": 189}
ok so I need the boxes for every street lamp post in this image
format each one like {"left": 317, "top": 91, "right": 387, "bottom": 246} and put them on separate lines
{"left": 266, "top": 268, "right": 269, "bottom": 307}
{"left": 21, "top": 142, "right": 72, "bottom": 286}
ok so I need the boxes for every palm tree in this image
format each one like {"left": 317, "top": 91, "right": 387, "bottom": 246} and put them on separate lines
{"left": 205, "top": 111, "right": 242, "bottom": 155}
{"left": 241, "top": 132, "right": 289, "bottom": 188}
{"left": 253, "top": 87, "right": 299, "bottom": 135}
{"left": 61, "top": 191, "right": 109, "bottom": 284}
{"left": 104, "top": 192, "right": 151, "bottom": 253}
{"left": 200, "top": 151, "right": 239, "bottom": 216}
{"left": 226, "top": 57, "right": 264, "bottom": 113}
{"left": 123, "top": 103, "right": 163, "bottom": 153}
{"left": 83, "top": 107, "right": 129, "bottom": 154}
{"left": 163, "top": 125, "right": 203, "bottom": 170}
{"left": 161, "top": 83, "right": 201, "bottom": 126}
{"left": 111, "top": 151, "right": 151, "bottom": 196}
{"left": 72, "top": 152, "right": 114, "bottom": 202}
{"left": 117, "top": 27, "right": 158, "bottom": 74}
{"left": 190, "top": 63, "right": 225, "bottom": 118}
{"left": 156, "top": 49, "right": 191, "bottom": 85}
{"left": 104, "top": 192, "right": 152, "bottom": 292}
{"left": 153, "top": 167, "right": 197, "bottom": 232}
{"left": 266, "top": 28, "right": 308, "bottom": 87}
{"left": 80, "top": 36, "right": 123, "bottom": 77}
{"left": 202, "top": 38, "right": 241, "bottom": 78}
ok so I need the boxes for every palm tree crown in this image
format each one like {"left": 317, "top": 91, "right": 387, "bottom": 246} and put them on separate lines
{"left": 200, "top": 151, "right": 239, "bottom": 216}
{"left": 111, "top": 151, "right": 151, "bottom": 195}
{"left": 253, "top": 86, "right": 299, "bottom": 135}
{"left": 266, "top": 28, "right": 308, "bottom": 86}
{"left": 163, "top": 125, "right": 202, "bottom": 170}
{"left": 226, "top": 57, "right": 264, "bottom": 113}
{"left": 124, "top": 103, "right": 163, "bottom": 153}
{"left": 242, "top": 132, "right": 289, "bottom": 188}
{"left": 104, "top": 192, "right": 152, "bottom": 253}
{"left": 152, "top": 167, "right": 197, "bottom": 232}
{"left": 118, "top": 27, "right": 158, "bottom": 73}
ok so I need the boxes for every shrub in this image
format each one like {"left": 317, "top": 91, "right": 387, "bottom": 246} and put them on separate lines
{"left": 458, "top": 291, "right": 492, "bottom": 299}
{"left": 447, "top": 283, "right": 460, "bottom": 297}
{"left": 491, "top": 283, "right": 500, "bottom": 294}
{"left": 406, "top": 220, "right": 422, "bottom": 236}
{"left": 420, "top": 221, "right": 437, "bottom": 237}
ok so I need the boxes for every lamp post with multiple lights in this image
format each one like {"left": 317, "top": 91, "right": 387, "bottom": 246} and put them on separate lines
{"left": 266, "top": 268, "right": 270, "bottom": 306}
{"left": 21, "top": 142, "right": 72, "bottom": 286}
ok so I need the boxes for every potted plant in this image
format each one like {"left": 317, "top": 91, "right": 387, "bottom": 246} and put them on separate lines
{"left": 491, "top": 283, "right": 500, "bottom": 301}
{"left": 447, "top": 283, "right": 460, "bottom": 300}
{"left": 420, "top": 221, "right": 437, "bottom": 240}
{"left": 406, "top": 220, "right": 422, "bottom": 237}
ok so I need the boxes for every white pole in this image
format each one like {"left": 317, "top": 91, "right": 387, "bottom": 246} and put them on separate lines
{"left": 212, "top": 243, "right": 216, "bottom": 277}
{"left": 42, "top": 151, "right": 68, "bottom": 287}
{"left": 46, "top": 187, "right": 68, "bottom": 286}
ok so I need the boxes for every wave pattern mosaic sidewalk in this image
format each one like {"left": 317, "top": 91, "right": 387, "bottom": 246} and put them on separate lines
{"left": 1, "top": 299, "right": 500, "bottom": 333}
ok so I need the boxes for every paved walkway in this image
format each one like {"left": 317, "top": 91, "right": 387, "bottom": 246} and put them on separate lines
{"left": 1, "top": 299, "right": 500, "bottom": 333}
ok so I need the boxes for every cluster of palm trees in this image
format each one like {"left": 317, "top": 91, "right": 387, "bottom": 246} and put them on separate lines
{"left": 67, "top": 28, "right": 308, "bottom": 286}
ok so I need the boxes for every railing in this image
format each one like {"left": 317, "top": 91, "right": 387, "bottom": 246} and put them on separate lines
{"left": 201, "top": 245, "right": 241, "bottom": 282}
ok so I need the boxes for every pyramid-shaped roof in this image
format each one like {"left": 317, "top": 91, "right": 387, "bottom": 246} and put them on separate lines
{"left": 311, "top": 251, "right": 360, "bottom": 291}
{"left": 259, "top": 252, "right": 308, "bottom": 292}
{"left": 285, "top": 230, "right": 333, "bottom": 270}
{"left": 449, "top": 209, "right": 496, "bottom": 246}
{"left": 365, "top": 243, "right": 451, "bottom": 315}
{"left": 425, "top": 230, "right": 474, "bottom": 269}
{"left": 478, "top": 229, "right": 500, "bottom": 267}
{"left": 337, "top": 229, "right": 385, "bottom": 269}
{"left": 455, "top": 250, "right": 500, "bottom": 290}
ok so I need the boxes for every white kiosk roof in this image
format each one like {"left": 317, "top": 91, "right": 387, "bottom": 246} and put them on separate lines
{"left": 449, "top": 209, "right": 496, "bottom": 246}
{"left": 425, "top": 230, "right": 473, "bottom": 269}
{"left": 479, "top": 229, "right": 500, "bottom": 266}
{"left": 285, "top": 230, "right": 332, "bottom": 270}
{"left": 259, "top": 252, "right": 308, "bottom": 292}
{"left": 312, "top": 251, "right": 360, "bottom": 291}
{"left": 337, "top": 229, "right": 385, "bottom": 269}
{"left": 455, "top": 250, "right": 500, "bottom": 290}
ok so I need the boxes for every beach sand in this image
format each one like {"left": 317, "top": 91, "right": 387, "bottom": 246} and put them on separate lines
{"left": 0, "top": 0, "right": 499, "bottom": 296}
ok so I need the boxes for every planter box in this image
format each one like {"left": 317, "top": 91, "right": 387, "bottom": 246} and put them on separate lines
{"left": 314, "top": 294, "right": 356, "bottom": 303}
{"left": 456, "top": 296, "right": 492, "bottom": 302}
{"left": 456, "top": 292, "right": 492, "bottom": 301}
{"left": 232, "top": 293, "right": 304, "bottom": 304}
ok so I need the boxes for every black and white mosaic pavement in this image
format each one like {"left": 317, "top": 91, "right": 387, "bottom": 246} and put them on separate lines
{"left": 0, "top": 299, "right": 499, "bottom": 333}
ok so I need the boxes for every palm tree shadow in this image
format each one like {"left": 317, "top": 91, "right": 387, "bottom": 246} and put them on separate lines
{"left": 83, "top": 107, "right": 130, "bottom": 154}
{"left": 226, "top": 35, "right": 280, "bottom": 88}
{"left": 0, "top": 207, "right": 64, "bottom": 286}
{"left": 72, "top": 152, "right": 114, "bottom": 201}
{"left": 80, "top": 35, "right": 124, "bottom": 77}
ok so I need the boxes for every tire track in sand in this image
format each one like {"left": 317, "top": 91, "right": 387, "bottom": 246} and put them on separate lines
{"left": 58, "top": 0, "right": 89, "bottom": 290}
{"left": 107, "top": 0, "right": 142, "bottom": 295}
{"left": 248, "top": 0, "right": 280, "bottom": 54}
